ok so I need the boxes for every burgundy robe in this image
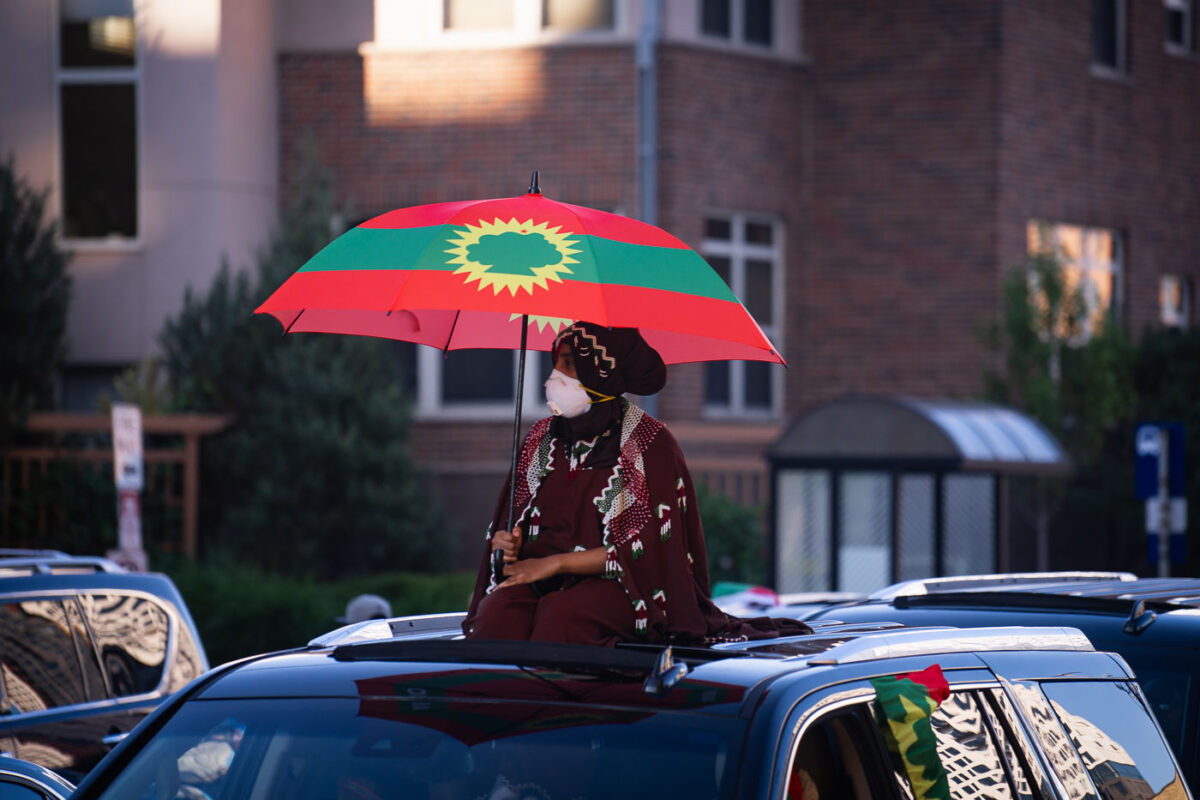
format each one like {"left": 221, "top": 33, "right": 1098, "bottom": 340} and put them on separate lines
{"left": 464, "top": 402, "right": 810, "bottom": 645}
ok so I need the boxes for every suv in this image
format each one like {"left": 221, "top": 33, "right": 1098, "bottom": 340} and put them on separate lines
{"left": 797, "top": 571, "right": 1200, "bottom": 794}
{"left": 0, "top": 550, "right": 209, "bottom": 782}
{"left": 0, "top": 612, "right": 1187, "bottom": 800}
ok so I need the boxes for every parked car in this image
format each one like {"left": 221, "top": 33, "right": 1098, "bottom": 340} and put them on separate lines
{"left": 797, "top": 570, "right": 1200, "bottom": 793}
{"left": 1, "top": 609, "right": 1188, "bottom": 800}
{"left": 0, "top": 550, "right": 209, "bottom": 782}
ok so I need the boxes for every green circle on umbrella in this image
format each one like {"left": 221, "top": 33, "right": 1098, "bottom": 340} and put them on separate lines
{"left": 467, "top": 231, "right": 564, "bottom": 274}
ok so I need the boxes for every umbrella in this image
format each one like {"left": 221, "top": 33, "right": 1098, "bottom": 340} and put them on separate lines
{"left": 254, "top": 173, "right": 783, "bottom": 559}
{"left": 255, "top": 173, "right": 781, "bottom": 364}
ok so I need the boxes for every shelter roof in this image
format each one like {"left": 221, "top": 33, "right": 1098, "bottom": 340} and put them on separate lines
{"left": 771, "top": 395, "right": 1070, "bottom": 476}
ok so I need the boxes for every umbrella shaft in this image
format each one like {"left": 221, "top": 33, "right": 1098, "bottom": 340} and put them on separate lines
{"left": 506, "top": 316, "right": 530, "bottom": 533}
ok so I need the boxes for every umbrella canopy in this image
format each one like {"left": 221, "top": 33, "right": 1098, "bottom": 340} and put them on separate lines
{"left": 254, "top": 180, "right": 783, "bottom": 365}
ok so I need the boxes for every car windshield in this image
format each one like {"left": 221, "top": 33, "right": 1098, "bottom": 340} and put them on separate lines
{"left": 89, "top": 697, "right": 743, "bottom": 800}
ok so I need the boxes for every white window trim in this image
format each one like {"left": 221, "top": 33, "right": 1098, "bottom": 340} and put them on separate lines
{"left": 1090, "top": 0, "right": 1129, "bottom": 77}
{"left": 427, "top": 0, "right": 626, "bottom": 48}
{"left": 416, "top": 346, "right": 554, "bottom": 420}
{"left": 1160, "top": 275, "right": 1192, "bottom": 329}
{"left": 702, "top": 212, "right": 785, "bottom": 419}
{"left": 1165, "top": 0, "right": 1194, "bottom": 55}
{"left": 699, "top": 0, "right": 775, "bottom": 51}
{"left": 53, "top": 0, "right": 144, "bottom": 250}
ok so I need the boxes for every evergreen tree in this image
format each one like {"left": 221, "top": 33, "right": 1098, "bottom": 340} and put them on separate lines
{"left": 159, "top": 154, "right": 443, "bottom": 578}
{"left": 0, "top": 155, "right": 71, "bottom": 450}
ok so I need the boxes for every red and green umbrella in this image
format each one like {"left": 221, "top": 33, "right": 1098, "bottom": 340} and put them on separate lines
{"left": 255, "top": 174, "right": 783, "bottom": 536}
{"left": 254, "top": 175, "right": 782, "bottom": 365}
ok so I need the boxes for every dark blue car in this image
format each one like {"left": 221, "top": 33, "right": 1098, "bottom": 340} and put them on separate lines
{"left": 0, "top": 609, "right": 1188, "bottom": 799}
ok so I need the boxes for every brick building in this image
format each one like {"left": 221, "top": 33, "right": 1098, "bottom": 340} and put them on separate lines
{"left": 2, "top": 0, "right": 1197, "bottom": 570}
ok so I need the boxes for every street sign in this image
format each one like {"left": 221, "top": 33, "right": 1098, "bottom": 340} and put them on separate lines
{"left": 1135, "top": 422, "right": 1185, "bottom": 499}
{"left": 1137, "top": 421, "right": 1187, "bottom": 573}
{"left": 112, "top": 403, "right": 144, "bottom": 491}
{"left": 110, "top": 403, "right": 146, "bottom": 571}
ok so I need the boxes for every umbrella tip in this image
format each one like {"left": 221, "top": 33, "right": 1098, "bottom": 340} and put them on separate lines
{"left": 528, "top": 170, "right": 540, "bottom": 195}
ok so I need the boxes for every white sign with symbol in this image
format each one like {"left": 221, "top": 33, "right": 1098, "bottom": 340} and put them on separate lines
{"left": 112, "top": 403, "right": 144, "bottom": 491}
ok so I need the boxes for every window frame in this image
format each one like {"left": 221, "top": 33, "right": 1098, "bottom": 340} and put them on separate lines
{"left": 1026, "top": 220, "right": 1124, "bottom": 345}
{"left": 54, "top": 0, "right": 143, "bottom": 251}
{"left": 1165, "top": 0, "right": 1194, "bottom": 54}
{"left": 1160, "top": 275, "right": 1192, "bottom": 329}
{"left": 437, "top": 0, "right": 621, "bottom": 42}
{"left": 1091, "top": 0, "right": 1129, "bottom": 77}
{"left": 701, "top": 211, "right": 785, "bottom": 419}
{"left": 416, "top": 346, "right": 554, "bottom": 420}
{"left": 700, "top": 0, "right": 776, "bottom": 50}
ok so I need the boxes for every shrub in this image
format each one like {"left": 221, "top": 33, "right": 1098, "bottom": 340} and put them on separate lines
{"left": 158, "top": 152, "right": 445, "bottom": 579}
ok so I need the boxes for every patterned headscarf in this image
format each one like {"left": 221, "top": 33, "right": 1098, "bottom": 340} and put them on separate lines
{"left": 553, "top": 322, "right": 667, "bottom": 397}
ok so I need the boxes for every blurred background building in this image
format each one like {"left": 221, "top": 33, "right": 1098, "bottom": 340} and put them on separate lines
{"left": 1, "top": 0, "right": 1197, "bottom": 579}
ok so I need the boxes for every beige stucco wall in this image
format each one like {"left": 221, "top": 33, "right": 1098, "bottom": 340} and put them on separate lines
{"left": 0, "top": 0, "right": 277, "bottom": 368}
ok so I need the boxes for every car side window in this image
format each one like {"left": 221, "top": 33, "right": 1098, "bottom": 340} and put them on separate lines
{"left": 925, "top": 691, "right": 1018, "bottom": 799}
{"left": 1007, "top": 680, "right": 1099, "bottom": 800}
{"left": 880, "top": 689, "right": 1038, "bottom": 800}
{"left": 0, "top": 600, "right": 89, "bottom": 713}
{"left": 1041, "top": 681, "right": 1185, "bottom": 800}
{"left": 78, "top": 593, "right": 169, "bottom": 697}
{"left": 789, "top": 706, "right": 893, "bottom": 800}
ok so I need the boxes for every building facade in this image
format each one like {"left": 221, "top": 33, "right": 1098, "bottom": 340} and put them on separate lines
{"left": 2, "top": 0, "right": 1197, "bottom": 567}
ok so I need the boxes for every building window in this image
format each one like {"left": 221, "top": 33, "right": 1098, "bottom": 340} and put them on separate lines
{"left": 1092, "top": 0, "right": 1127, "bottom": 73}
{"left": 543, "top": 0, "right": 614, "bottom": 31}
{"left": 57, "top": 0, "right": 138, "bottom": 240}
{"left": 1161, "top": 275, "right": 1192, "bottom": 329}
{"left": 701, "top": 0, "right": 774, "bottom": 48}
{"left": 1166, "top": 0, "right": 1194, "bottom": 52}
{"left": 702, "top": 214, "right": 783, "bottom": 416}
{"left": 418, "top": 346, "right": 552, "bottom": 419}
{"left": 1027, "top": 221, "right": 1123, "bottom": 344}
{"left": 444, "top": 0, "right": 515, "bottom": 30}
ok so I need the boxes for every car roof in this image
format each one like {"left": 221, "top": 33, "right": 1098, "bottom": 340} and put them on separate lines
{"left": 190, "top": 612, "right": 1115, "bottom": 719}
{"left": 801, "top": 572, "right": 1200, "bottom": 642}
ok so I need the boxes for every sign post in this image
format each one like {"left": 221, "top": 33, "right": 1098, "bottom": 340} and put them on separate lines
{"left": 1135, "top": 422, "right": 1187, "bottom": 576}
{"left": 109, "top": 403, "right": 148, "bottom": 571}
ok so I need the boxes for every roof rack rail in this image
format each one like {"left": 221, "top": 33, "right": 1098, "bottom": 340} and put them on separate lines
{"left": 870, "top": 571, "right": 1137, "bottom": 601}
{"left": 0, "top": 554, "right": 126, "bottom": 576}
{"left": 806, "top": 626, "right": 1093, "bottom": 666}
{"left": 309, "top": 612, "right": 466, "bottom": 648}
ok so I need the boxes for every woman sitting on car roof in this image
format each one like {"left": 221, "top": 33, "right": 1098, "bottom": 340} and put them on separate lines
{"left": 463, "top": 322, "right": 809, "bottom": 646}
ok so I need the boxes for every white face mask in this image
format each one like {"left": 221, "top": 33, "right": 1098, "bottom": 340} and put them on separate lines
{"left": 544, "top": 369, "right": 592, "bottom": 418}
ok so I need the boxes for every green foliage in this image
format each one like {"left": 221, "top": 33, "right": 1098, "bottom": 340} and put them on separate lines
{"left": 4, "top": 461, "right": 115, "bottom": 553}
{"left": 158, "top": 149, "right": 444, "bottom": 579}
{"left": 697, "top": 482, "right": 767, "bottom": 585}
{"left": 0, "top": 154, "right": 71, "bottom": 449}
{"left": 981, "top": 233, "right": 1135, "bottom": 466}
{"left": 162, "top": 556, "right": 474, "bottom": 665}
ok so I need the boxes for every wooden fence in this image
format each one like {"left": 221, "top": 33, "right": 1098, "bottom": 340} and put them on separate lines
{"left": 2, "top": 413, "right": 230, "bottom": 558}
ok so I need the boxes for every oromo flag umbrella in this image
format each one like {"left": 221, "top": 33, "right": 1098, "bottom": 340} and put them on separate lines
{"left": 254, "top": 174, "right": 782, "bottom": 365}
{"left": 254, "top": 174, "right": 784, "bottom": 548}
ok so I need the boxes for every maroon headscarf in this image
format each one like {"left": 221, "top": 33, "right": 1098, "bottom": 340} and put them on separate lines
{"left": 552, "top": 323, "right": 666, "bottom": 397}
{"left": 549, "top": 323, "right": 667, "bottom": 445}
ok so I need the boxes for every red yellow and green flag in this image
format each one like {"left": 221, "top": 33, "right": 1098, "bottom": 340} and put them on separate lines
{"left": 255, "top": 192, "right": 782, "bottom": 365}
{"left": 871, "top": 664, "right": 951, "bottom": 800}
